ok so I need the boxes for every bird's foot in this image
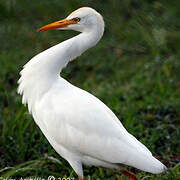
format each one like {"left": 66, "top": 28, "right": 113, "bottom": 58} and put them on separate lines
{"left": 120, "top": 169, "right": 138, "bottom": 180}
{"left": 78, "top": 175, "right": 85, "bottom": 180}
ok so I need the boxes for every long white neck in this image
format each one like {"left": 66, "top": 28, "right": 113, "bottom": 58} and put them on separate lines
{"left": 18, "top": 28, "right": 103, "bottom": 113}
{"left": 42, "top": 29, "right": 103, "bottom": 75}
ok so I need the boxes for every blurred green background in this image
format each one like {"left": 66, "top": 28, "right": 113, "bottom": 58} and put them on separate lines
{"left": 0, "top": 0, "right": 179, "bottom": 179}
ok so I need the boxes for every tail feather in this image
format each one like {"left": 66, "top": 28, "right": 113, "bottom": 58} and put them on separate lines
{"left": 120, "top": 132, "right": 167, "bottom": 174}
{"left": 125, "top": 152, "right": 167, "bottom": 174}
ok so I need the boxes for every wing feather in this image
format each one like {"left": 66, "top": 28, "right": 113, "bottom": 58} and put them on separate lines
{"left": 34, "top": 79, "right": 165, "bottom": 173}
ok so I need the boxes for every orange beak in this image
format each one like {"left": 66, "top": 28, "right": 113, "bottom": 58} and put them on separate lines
{"left": 37, "top": 19, "right": 77, "bottom": 32}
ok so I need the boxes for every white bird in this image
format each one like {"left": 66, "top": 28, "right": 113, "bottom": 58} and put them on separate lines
{"left": 18, "top": 7, "right": 167, "bottom": 180}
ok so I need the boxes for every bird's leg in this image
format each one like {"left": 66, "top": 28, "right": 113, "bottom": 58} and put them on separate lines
{"left": 120, "top": 169, "right": 138, "bottom": 180}
{"left": 78, "top": 175, "right": 85, "bottom": 180}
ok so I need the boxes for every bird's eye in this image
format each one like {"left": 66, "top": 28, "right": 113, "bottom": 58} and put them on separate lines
{"left": 72, "top": 17, "right": 81, "bottom": 22}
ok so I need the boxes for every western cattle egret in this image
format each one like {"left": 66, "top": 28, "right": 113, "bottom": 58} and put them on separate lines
{"left": 18, "top": 7, "right": 167, "bottom": 180}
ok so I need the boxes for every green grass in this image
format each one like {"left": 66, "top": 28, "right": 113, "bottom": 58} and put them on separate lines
{"left": 0, "top": 0, "right": 180, "bottom": 179}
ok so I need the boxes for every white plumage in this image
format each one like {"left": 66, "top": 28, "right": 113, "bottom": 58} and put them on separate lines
{"left": 18, "top": 7, "right": 167, "bottom": 179}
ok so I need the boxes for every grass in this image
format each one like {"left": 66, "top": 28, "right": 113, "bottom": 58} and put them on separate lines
{"left": 0, "top": 0, "right": 180, "bottom": 179}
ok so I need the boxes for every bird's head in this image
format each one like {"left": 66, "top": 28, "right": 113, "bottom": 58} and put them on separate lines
{"left": 38, "top": 7, "right": 104, "bottom": 33}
